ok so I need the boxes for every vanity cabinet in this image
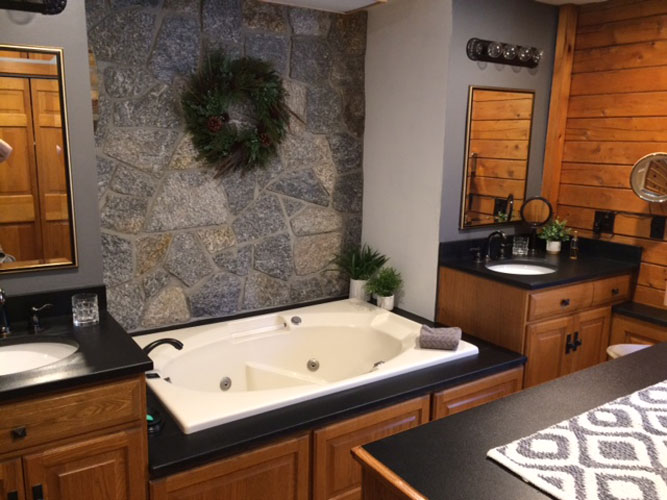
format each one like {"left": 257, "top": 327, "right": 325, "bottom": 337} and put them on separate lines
{"left": 150, "top": 434, "right": 310, "bottom": 500}
{"left": 0, "top": 376, "right": 148, "bottom": 500}
{"left": 438, "top": 268, "right": 631, "bottom": 387}
{"left": 312, "top": 396, "right": 430, "bottom": 500}
{"left": 610, "top": 315, "right": 667, "bottom": 346}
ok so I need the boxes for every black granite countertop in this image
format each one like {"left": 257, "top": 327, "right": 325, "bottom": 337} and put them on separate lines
{"left": 362, "top": 342, "right": 667, "bottom": 500}
{"left": 439, "top": 236, "right": 642, "bottom": 290}
{"left": 442, "top": 252, "right": 640, "bottom": 290}
{"left": 613, "top": 301, "right": 667, "bottom": 328}
{"left": 0, "top": 312, "right": 152, "bottom": 401}
{"left": 146, "top": 320, "right": 526, "bottom": 478}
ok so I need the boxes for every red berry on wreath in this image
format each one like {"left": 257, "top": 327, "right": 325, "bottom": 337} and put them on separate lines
{"left": 259, "top": 133, "right": 272, "bottom": 147}
{"left": 207, "top": 116, "right": 224, "bottom": 133}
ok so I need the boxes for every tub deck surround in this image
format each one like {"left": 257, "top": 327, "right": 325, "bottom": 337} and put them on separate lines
{"left": 134, "top": 300, "right": 479, "bottom": 433}
{"left": 356, "top": 342, "right": 667, "bottom": 500}
{"left": 613, "top": 301, "right": 667, "bottom": 329}
{"left": 143, "top": 317, "right": 524, "bottom": 478}
{"left": 0, "top": 311, "right": 152, "bottom": 400}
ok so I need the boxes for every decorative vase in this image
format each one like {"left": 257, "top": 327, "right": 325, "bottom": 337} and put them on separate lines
{"left": 546, "top": 240, "right": 561, "bottom": 254}
{"left": 376, "top": 295, "right": 395, "bottom": 311}
{"left": 349, "top": 279, "right": 370, "bottom": 301}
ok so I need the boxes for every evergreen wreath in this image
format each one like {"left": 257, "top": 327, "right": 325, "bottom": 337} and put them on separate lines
{"left": 181, "top": 51, "right": 290, "bottom": 176}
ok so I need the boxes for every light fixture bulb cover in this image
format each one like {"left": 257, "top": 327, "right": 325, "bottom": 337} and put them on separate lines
{"left": 466, "top": 37, "right": 541, "bottom": 68}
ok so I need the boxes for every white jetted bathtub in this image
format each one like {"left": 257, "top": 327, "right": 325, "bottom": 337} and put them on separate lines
{"left": 134, "top": 299, "right": 478, "bottom": 434}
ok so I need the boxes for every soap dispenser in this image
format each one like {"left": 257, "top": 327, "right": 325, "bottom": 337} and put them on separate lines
{"left": 569, "top": 231, "right": 579, "bottom": 260}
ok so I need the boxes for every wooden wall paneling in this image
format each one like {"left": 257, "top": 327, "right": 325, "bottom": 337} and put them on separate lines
{"left": 576, "top": 13, "right": 667, "bottom": 50}
{"left": 542, "top": 5, "right": 578, "bottom": 207}
{"left": 560, "top": 163, "right": 632, "bottom": 188}
{"left": 578, "top": 0, "right": 667, "bottom": 28}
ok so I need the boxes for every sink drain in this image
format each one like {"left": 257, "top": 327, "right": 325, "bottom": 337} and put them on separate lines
{"left": 307, "top": 359, "right": 320, "bottom": 372}
{"left": 220, "top": 377, "right": 232, "bottom": 391}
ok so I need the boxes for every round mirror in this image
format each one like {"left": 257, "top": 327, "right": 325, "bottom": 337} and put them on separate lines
{"left": 520, "top": 196, "right": 553, "bottom": 227}
{"left": 630, "top": 153, "right": 667, "bottom": 203}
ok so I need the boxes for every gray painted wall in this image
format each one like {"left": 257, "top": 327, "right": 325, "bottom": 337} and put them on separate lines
{"left": 439, "top": 0, "right": 558, "bottom": 242}
{"left": 0, "top": 4, "right": 104, "bottom": 295}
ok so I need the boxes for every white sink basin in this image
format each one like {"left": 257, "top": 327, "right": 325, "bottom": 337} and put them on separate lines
{"left": 0, "top": 341, "right": 78, "bottom": 376}
{"left": 486, "top": 262, "right": 557, "bottom": 275}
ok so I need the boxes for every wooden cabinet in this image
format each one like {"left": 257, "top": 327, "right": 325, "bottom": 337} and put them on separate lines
{"left": 610, "top": 315, "right": 667, "bottom": 346}
{"left": 0, "top": 459, "right": 24, "bottom": 500}
{"left": 525, "top": 308, "right": 609, "bottom": 387}
{"left": 438, "top": 268, "right": 629, "bottom": 387}
{"left": 150, "top": 434, "right": 310, "bottom": 500}
{"left": 431, "top": 367, "right": 523, "bottom": 420}
{"left": 0, "top": 376, "right": 147, "bottom": 500}
{"left": 312, "top": 396, "right": 429, "bottom": 500}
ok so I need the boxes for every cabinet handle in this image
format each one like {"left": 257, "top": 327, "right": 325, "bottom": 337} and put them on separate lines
{"left": 611, "top": 288, "right": 620, "bottom": 296}
{"left": 8, "top": 491, "right": 18, "bottom": 500}
{"left": 10, "top": 426, "right": 27, "bottom": 440}
{"left": 560, "top": 299, "right": 570, "bottom": 307}
{"left": 32, "top": 485, "right": 44, "bottom": 500}
{"left": 573, "top": 331, "right": 582, "bottom": 349}
{"left": 566, "top": 334, "right": 576, "bottom": 354}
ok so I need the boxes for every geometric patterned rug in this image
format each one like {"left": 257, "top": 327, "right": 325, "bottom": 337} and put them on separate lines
{"left": 487, "top": 380, "right": 667, "bottom": 500}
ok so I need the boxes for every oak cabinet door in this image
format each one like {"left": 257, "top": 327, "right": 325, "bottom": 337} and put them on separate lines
{"left": 524, "top": 316, "right": 571, "bottom": 388}
{"left": 564, "top": 307, "right": 610, "bottom": 375}
{"left": 0, "top": 459, "right": 24, "bottom": 500}
{"left": 22, "top": 428, "right": 146, "bottom": 500}
{"left": 312, "top": 396, "right": 430, "bottom": 500}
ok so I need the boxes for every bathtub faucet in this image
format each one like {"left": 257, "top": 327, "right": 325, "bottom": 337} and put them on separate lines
{"left": 143, "top": 338, "right": 184, "bottom": 355}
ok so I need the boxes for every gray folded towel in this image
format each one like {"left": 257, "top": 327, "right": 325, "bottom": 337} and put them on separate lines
{"left": 419, "top": 325, "right": 461, "bottom": 350}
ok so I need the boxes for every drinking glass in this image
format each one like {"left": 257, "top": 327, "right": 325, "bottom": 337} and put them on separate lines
{"left": 72, "top": 293, "right": 99, "bottom": 326}
{"left": 512, "top": 236, "right": 529, "bottom": 257}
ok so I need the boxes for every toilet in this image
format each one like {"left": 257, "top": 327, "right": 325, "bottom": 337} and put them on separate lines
{"left": 606, "top": 344, "right": 651, "bottom": 360}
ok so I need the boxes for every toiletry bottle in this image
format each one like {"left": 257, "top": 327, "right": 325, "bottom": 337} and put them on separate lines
{"left": 569, "top": 231, "right": 579, "bottom": 260}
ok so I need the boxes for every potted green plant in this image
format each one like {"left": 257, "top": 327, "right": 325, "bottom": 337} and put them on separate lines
{"left": 333, "top": 244, "right": 388, "bottom": 300}
{"left": 365, "top": 267, "right": 403, "bottom": 311}
{"left": 538, "top": 217, "right": 571, "bottom": 254}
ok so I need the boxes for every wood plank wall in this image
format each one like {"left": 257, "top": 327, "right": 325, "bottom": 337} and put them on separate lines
{"left": 545, "top": 0, "right": 667, "bottom": 309}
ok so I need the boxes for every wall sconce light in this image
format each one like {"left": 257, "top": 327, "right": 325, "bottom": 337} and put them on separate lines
{"left": 0, "top": 0, "right": 67, "bottom": 15}
{"left": 466, "top": 38, "right": 543, "bottom": 68}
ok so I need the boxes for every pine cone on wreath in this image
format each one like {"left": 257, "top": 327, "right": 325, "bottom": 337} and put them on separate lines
{"left": 207, "top": 116, "right": 224, "bottom": 133}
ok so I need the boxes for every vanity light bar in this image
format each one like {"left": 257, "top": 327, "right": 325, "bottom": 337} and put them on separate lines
{"left": 259, "top": 0, "right": 385, "bottom": 14}
{"left": 0, "top": 0, "right": 67, "bottom": 15}
{"left": 466, "top": 38, "right": 543, "bottom": 68}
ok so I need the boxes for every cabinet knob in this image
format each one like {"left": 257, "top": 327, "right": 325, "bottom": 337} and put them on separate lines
{"left": 611, "top": 288, "right": 620, "bottom": 296}
{"left": 10, "top": 426, "right": 27, "bottom": 440}
{"left": 560, "top": 299, "right": 570, "bottom": 307}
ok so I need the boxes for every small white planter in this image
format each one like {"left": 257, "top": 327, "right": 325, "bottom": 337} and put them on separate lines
{"left": 376, "top": 295, "right": 395, "bottom": 311}
{"left": 349, "top": 279, "right": 370, "bottom": 301}
{"left": 546, "top": 240, "right": 562, "bottom": 254}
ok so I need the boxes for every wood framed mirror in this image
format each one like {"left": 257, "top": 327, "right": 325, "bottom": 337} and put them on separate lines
{"left": 0, "top": 44, "right": 77, "bottom": 274}
{"left": 459, "top": 86, "right": 535, "bottom": 229}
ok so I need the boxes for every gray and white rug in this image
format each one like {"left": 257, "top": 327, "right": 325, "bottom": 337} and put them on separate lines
{"left": 488, "top": 380, "right": 667, "bottom": 500}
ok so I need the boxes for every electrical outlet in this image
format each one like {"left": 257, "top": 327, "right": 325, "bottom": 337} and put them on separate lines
{"left": 650, "top": 216, "right": 666, "bottom": 239}
{"left": 593, "top": 211, "right": 615, "bottom": 234}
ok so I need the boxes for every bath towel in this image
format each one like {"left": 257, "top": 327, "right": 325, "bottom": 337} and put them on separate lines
{"left": 419, "top": 325, "right": 461, "bottom": 350}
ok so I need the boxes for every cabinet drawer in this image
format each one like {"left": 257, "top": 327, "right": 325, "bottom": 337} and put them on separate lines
{"left": 0, "top": 377, "right": 144, "bottom": 456}
{"left": 528, "top": 282, "right": 593, "bottom": 321}
{"left": 592, "top": 275, "right": 631, "bottom": 306}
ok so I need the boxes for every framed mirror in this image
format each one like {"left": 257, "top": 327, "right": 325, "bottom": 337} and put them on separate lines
{"left": 0, "top": 44, "right": 77, "bottom": 274}
{"left": 630, "top": 152, "right": 667, "bottom": 203}
{"left": 459, "top": 86, "right": 535, "bottom": 229}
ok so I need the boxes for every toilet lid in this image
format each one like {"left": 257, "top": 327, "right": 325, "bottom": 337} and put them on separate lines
{"left": 606, "top": 343, "right": 650, "bottom": 359}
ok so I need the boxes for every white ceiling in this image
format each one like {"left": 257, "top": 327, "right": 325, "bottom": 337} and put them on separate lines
{"left": 534, "top": 0, "right": 607, "bottom": 4}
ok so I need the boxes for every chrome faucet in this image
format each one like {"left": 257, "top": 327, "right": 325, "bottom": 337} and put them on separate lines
{"left": 485, "top": 231, "right": 508, "bottom": 261}
{"left": 0, "top": 288, "right": 10, "bottom": 337}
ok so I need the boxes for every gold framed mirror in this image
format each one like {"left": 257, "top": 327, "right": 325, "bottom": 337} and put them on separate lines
{"left": 459, "top": 86, "right": 535, "bottom": 229}
{"left": 0, "top": 44, "right": 77, "bottom": 274}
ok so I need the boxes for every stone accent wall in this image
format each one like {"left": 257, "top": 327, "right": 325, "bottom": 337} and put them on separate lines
{"left": 85, "top": 0, "right": 365, "bottom": 331}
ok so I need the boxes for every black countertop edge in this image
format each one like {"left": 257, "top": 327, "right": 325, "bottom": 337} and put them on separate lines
{"left": 146, "top": 309, "right": 526, "bottom": 478}
{"left": 0, "top": 311, "right": 152, "bottom": 401}
{"left": 441, "top": 252, "right": 639, "bottom": 290}
{"left": 613, "top": 301, "right": 667, "bottom": 327}
{"left": 134, "top": 295, "right": 347, "bottom": 337}
{"left": 362, "top": 343, "right": 667, "bottom": 500}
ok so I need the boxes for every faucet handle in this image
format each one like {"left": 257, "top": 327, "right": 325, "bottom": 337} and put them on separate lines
{"left": 470, "top": 247, "right": 482, "bottom": 264}
{"left": 0, "top": 288, "right": 7, "bottom": 305}
{"left": 30, "top": 303, "right": 53, "bottom": 333}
